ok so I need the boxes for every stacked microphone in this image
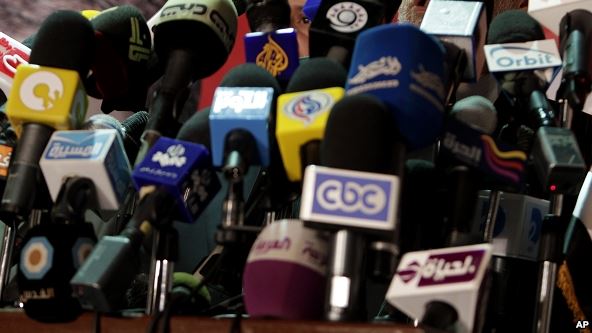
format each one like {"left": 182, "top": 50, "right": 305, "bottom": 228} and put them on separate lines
{"left": 0, "top": 1, "right": 591, "bottom": 333}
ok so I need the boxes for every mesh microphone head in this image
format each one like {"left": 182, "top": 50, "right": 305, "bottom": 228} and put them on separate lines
{"left": 487, "top": 10, "right": 545, "bottom": 44}
{"left": 29, "top": 10, "right": 95, "bottom": 78}
{"left": 286, "top": 58, "right": 347, "bottom": 92}
{"left": 220, "top": 63, "right": 282, "bottom": 94}
{"left": 321, "top": 94, "right": 397, "bottom": 173}
{"left": 121, "top": 111, "right": 149, "bottom": 146}
{"left": 177, "top": 108, "right": 211, "bottom": 149}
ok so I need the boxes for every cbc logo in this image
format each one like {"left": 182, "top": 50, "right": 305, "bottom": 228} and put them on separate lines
{"left": 326, "top": 2, "right": 368, "bottom": 33}
{"left": 316, "top": 179, "right": 386, "bottom": 215}
{"left": 19, "top": 71, "right": 64, "bottom": 111}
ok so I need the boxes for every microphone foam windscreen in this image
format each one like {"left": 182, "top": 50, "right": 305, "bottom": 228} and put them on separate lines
{"left": 487, "top": 10, "right": 545, "bottom": 44}
{"left": 321, "top": 94, "right": 396, "bottom": 173}
{"left": 346, "top": 24, "right": 445, "bottom": 150}
{"left": 177, "top": 107, "right": 212, "bottom": 148}
{"left": 450, "top": 95, "right": 497, "bottom": 134}
{"left": 243, "top": 219, "right": 329, "bottom": 320}
{"left": 220, "top": 63, "right": 282, "bottom": 94}
{"left": 29, "top": 10, "right": 95, "bottom": 77}
{"left": 153, "top": 0, "right": 238, "bottom": 79}
{"left": 90, "top": 5, "right": 152, "bottom": 112}
{"left": 286, "top": 58, "right": 347, "bottom": 92}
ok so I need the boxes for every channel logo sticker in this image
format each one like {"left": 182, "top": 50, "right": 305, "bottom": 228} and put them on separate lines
{"left": 20, "top": 237, "right": 54, "bottom": 280}
{"left": 44, "top": 131, "right": 112, "bottom": 160}
{"left": 284, "top": 91, "right": 333, "bottom": 124}
{"left": 484, "top": 39, "right": 561, "bottom": 72}
{"left": 395, "top": 248, "right": 486, "bottom": 286}
{"left": 300, "top": 165, "right": 399, "bottom": 231}
{"left": 326, "top": 2, "right": 368, "bottom": 33}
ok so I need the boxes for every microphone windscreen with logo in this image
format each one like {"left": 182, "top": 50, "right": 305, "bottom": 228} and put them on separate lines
{"left": 243, "top": 219, "right": 329, "bottom": 319}
{"left": 18, "top": 222, "right": 96, "bottom": 322}
{"left": 90, "top": 5, "right": 152, "bottom": 112}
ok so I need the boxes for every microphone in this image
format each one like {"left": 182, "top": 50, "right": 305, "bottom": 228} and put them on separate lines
{"left": 308, "top": 0, "right": 387, "bottom": 66}
{"left": 135, "top": 0, "right": 238, "bottom": 165}
{"left": 275, "top": 58, "right": 347, "bottom": 182}
{"left": 39, "top": 129, "right": 132, "bottom": 212}
{"left": 420, "top": 0, "right": 488, "bottom": 83}
{"left": 87, "top": 5, "right": 153, "bottom": 113}
{"left": 133, "top": 137, "right": 221, "bottom": 223}
{"left": 557, "top": 9, "right": 592, "bottom": 111}
{"left": 2, "top": 10, "right": 95, "bottom": 218}
{"left": 243, "top": 219, "right": 329, "bottom": 319}
{"left": 18, "top": 216, "right": 97, "bottom": 322}
{"left": 346, "top": 23, "right": 446, "bottom": 150}
{"left": 527, "top": 0, "right": 592, "bottom": 35}
{"left": 82, "top": 111, "right": 149, "bottom": 163}
{"left": 300, "top": 94, "right": 402, "bottom": 321}
{"left": 209, "top": 63, "right": 281, "bottom": 169}
{"left": 0, "top": 31, "right": 30, "bottom": 98}
{"left": 17, "top": 177, "right": 98, "bottom": 322}
{"left": 486, "top": 10, "right": 585, "bottom": 193}
{"left": 386, "top": 244, "right": 493, "bottom": 333}
{"left": 71, "top": 136, "right": 221, "bottom": 313}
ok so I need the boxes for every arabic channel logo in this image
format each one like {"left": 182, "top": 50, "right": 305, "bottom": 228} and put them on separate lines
{"left": 396, "top": 249, "right": 485, "bottom": 286}
{"left": 152, "top": 144, "right": 187, "bottom": 168}
{"left": 285, "top": 91, "right": 332, "bottom": 124}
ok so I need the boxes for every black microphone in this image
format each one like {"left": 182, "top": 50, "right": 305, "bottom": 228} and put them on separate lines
{"left": 2, "top": 11, "right": 95, "bottom": 219}
{"left": 308, "top": 0, "right": 387, "bottom": 67}
{"left": 135, "top": 0, "right": 239, "bottom": 165}
{"left": 558, "top": 9, "right": 592, "bottom": 111}
{"left": 87, "top": 5, "right": 153, "bottom": 113}
{"left": 17, "top": 177, "right": 98, "bottom": 322}
{"left": 300, "top": 94, "right": 402, "bottom": 321}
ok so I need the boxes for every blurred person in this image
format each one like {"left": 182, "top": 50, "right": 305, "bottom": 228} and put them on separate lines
{"left": 395, "top": 0, "right": 528, "bottom": 26}
{"left": 289, "top": 0, "right": 311, "bottom": 57}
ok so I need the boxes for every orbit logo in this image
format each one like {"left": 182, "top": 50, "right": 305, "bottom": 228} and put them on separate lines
{"left": 326, "top": 2, "right": 368, "bottom": 33}
{"left": 19, "top": 71, "right": 64, "bottom": 111}
{"left": 301, "top": 166, "right": 399, "bottom": 231}
{"left": 284, "top": 91, "right": 332, "bottom": 124}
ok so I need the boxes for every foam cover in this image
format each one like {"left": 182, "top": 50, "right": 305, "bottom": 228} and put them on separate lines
{"left": 153, "top": 0, "right": 238, "bottom": 79}
{"left": 29, "top": 11, "right": 95, "bottom": 78}
{"left": 286, "top": 58, "right": 347, "bottom": 92}
{"left": 18, "top": 222, "right": 96, "bottom": 322}
{"left": 90, "top": 5, "right": 152, "bottom": 112}
{"left": 321, "top": 94, "right": 397, "bottom": 174}
{"left": 346, "top": 24, "right": 445, "bottom": 150}
{"left": 176, "top": 108, "right": 212, "bottom": 149}
{"left": 487, "top": 10, "right": 545, "bottom": 44}
{"left": 220, "top": 63, "right": 282, "bottom": 94}
{"left": 243, "top": 219, "right": 329, "bottom": 319}
{"left": 450, "top": 95, "right": 497, "bottom": 134}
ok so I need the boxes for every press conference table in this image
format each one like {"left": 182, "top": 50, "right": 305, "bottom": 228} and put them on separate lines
{"left": 0, "top": 309, "right": 430, "bottom": 333}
